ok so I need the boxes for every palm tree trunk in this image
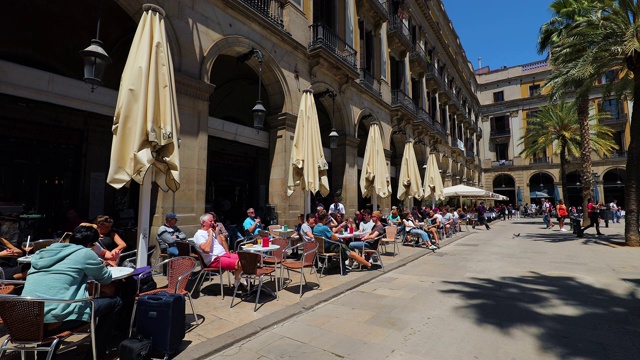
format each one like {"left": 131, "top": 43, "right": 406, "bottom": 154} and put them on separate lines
{"left": 624, "top": 65, "right": 640, "bottom": 246}
{"left": 576, "top": 93, "right": 593, "bottom": 226}
{"left": 559, "top": 141, "right": 568, "bottom": 201}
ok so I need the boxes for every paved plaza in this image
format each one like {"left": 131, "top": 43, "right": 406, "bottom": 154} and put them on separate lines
{"left": 204, "top": 219, "right": 640, "bottom": 360}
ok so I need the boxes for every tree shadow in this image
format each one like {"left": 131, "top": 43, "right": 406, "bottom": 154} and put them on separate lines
{"left": 441, "top": 272, "right": 640, "bottom": 359}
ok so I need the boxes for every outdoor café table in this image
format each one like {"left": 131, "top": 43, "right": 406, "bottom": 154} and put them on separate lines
{"left": 336, "top": 231, "right": 368, "bottom": 244}
{"left": 108, "top": 266, "right": 134, "bottom": 280}
{"left": 272, "top": 228, "right": 296, "bottom": 239}
{"left": 240, "top": 244, "right": 280, "bottom": 298}
{"left": 17, "top": 256, "right": 32, "bottom": 264}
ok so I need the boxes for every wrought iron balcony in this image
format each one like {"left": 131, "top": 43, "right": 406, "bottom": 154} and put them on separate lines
{"left": 466, "top": 149, "right": 475, "bottom": 159}
{"left": 238, "top": 0, "right": 285, "bottom": 30}
{"left": 410, "top": 44, "right": 429, "bottom": 74}
{"left": 360, "top": 0, "right": 389, "bottom": 23}
{"left": 415, "top": 108, "right": 434, "bottom": 130}
{"left": 490, "top": 129, "right": 511, "bottom": 138}
{"left": 433, "top": 119, "right": 446, "bottom": 137}
{"left": 426, "top": 63, "right": 445, "bottom": 89}
{"left": 309, "top": 22, "right": 358, "bottom": 70}
{"left": 358, "top": 69, "right": 381, "bottom": 97}
{"left": 491, "top": 160, "right": 514, "bottom": 167}
{"left": 599, "top": 112, "right": 628, "bottom": 125}
{"left": 387, "top": 15, "right": 411, "bottom": 52}
{"left": 603, "top": 150, "right": 628, "bottom": 159}
{"left": 391, "top": 89, "right": 417, "bottom": 115}
{"left": 530, "top": 157, "right": 550, "bottom": 164}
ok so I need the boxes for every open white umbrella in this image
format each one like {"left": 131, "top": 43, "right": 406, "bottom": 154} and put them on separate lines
{"left": 423, "top": 153, "right": 444, "bottom": 202}
{"left": 397, "top": 140, "right": 424, "bottom": 201}
{"left": 107, "top": 4, "right": 179, "bottom": 267}
{"left": 360, "top": 122, "right": 391, "bottom": 206}
{"left": 287, "top": 89, "right": 330, "bottom": 213}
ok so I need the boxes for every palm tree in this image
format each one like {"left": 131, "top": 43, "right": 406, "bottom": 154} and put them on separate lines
{"left": 538, "top": 0, "right": 607, "bottom": 226}
{"left": 541, "top": 0, "right": 640, "bottom": 246}
{"left": 519, "top": 100, "right": 618, "bottom": 203}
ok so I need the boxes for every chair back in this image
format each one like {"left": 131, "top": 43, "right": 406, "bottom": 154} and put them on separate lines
{"left": 237, "top": 251, "right": 261, "bottom": 276}
{"left": 258, "top": 230, "right": 271, "bottom": 238}
{"left": 267, "top": 225, "right": 280, "bottom": 236}
{"left": 269, "top": 238, "right": 288, "bottom": 262}
{"left": 0, "top": 299, "right": 45, "bottom": 342}
{"left": 313, "top": 236, "right": 326, "bottom": 254}
{"left": 32, "top": 239, "right": 58, "bottom": 253}
{"left": 167, "top": 256, "right": 196, "bottom": 294}
{"left": 302, "top": 239, "right": 318, "bottom": 266}
{"left": 175, "top": 241, "right": 192, "bottom": 257}
{"left": 385, "top": 225, "right": 397, "bottom": 239}
{"left": 368, "top": 235, "right": 383, "bottom": 251}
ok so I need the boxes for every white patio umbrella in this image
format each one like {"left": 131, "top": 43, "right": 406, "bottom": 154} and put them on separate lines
{"left": 423, "top": 153, "right": 445, "bottom": 204}
{"left": 397, "top": 140, "right": 424, "bottom": 201}
{"left": 360, "top": 122, "right": 391, "bottom": 208}
{"left": 107, "top": 4, "right": 180, "bottom": 267}
{"left": 287, "top": 89, "right": 330, "bottom": 213}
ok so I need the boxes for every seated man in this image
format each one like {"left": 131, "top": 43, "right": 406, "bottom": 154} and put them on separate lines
{"left": 358, "top": 209, "right": 374, "bottom": 233}
{"left": 401, "top": 211, "right": 437, "bottom": 249}
{"left": 299, "top": 213, "right": 315, "bottom": 241}
{"left": 441, "top": 208, "right": 454, "bottom": 236}
{"left": 243, "top": 208, "right": 262, "bottom": 236}
{"left": 194, "top": 213, "right": 244, "bottom": 284}
{"left": 22, "top": 225, "right": 121, "bottom": 358}
{"left": 313, "top": 211, "right": 370, "bottom": 273}
{"left": 349, "top": 211, "right": 385, "bottom": 253}
{"left": 157, "top": 212, "right": 187, "bottom": 256}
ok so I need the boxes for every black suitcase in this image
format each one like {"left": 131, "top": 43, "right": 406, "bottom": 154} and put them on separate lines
{"left": 135, "top": 292, "right": 185, "bottom": 356}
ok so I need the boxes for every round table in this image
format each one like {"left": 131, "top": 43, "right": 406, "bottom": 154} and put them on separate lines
{"left": 108, "top": 267, "right": 134, "bottom": 280}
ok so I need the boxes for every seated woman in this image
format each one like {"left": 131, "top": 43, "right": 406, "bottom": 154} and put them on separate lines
{"left": 401, "top": 211, "right": 437, "bottom": 250}
{"left": 93, "top": 216, "right": 127, "bottom": 265}
{"left": 0, "top": 237, "right": 27, "bottom": 279}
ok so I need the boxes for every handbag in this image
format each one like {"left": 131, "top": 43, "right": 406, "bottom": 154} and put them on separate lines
{"left": 118, "top": 336, "right": 152, "bottom": 360}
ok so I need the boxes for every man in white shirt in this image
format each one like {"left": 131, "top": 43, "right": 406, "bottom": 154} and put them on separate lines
{"left": 328, "top": 197, "right": 345, "bottom": 215}
{"left": 609, "top": 199, "right": 620, "bottom": 223}
{"left": 358, "top": 210, "right": 374, "bottom": 233}
{"left": 194, "top": 213, "right": 242, "bottom": 283}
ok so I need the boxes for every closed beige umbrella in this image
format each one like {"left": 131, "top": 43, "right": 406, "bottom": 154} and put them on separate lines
{"left": 359, "top": 122, "right": 391, "bottom": 199}
{"left": 107, "top": 4, "right": 179, "bottom": 266}
{"left": 107, "top": 4, "right": 179, "bottom": 192}
{"left": 397, "top": 140, "right": 424, "bottom": 201}
{"left": 287, "top": 89, "right": 330, "bottom": 205}
{"left": 423, "top": 153, "right": 445, "bottom": 201}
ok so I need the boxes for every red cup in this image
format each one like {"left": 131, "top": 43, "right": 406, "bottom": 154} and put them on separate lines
{"left": 349, "top": 226, "right": 354, "bottom": 234}
{"left": 262, "top": 237, "right": 269, "bottom": 247}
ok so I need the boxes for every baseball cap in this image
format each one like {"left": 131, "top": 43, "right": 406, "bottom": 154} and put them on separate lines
{"left": 166, "top": 212, "right": 178, "bottom": 220}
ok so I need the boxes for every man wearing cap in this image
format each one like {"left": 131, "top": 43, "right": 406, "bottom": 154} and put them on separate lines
{"left": 157, "top": 212, "right": 187, "bottom": 256}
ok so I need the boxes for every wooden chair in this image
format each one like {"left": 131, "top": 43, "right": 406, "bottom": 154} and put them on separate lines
{"left": 230, "top": 251, "right": 277, "bottom": 312}
{"left": 0, "top": 295, "right": 97, "bottom": 360}
{"left": 129, "top": 256, "right": 197, "bottom": 335}
{"left": 380, "top": 225, "right": 398, "bottom": 256}
{"left": 280, "top": 240, "right": 319, "bottom": 297}
{"left": 313, "top": 236, "right": 343, "bottom": 277}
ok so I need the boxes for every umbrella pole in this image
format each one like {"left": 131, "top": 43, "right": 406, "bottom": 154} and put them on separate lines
{"left": 304, "top": 191, "right": 311, "bottom": 215}
{"left": 372, "top": 193, "right": 378, "bottom": 212}
{"left": 136, "top": 168, "right": 153, "bottom": 267}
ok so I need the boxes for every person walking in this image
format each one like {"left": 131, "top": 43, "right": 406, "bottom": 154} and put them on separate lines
{"left": 541, "top": 199, "right": 555, "bottom": 229}
{"left": 578, "top": 198, "right": 603, "bottom": 237}
{"left": 472, "top": 201, "right": 490, "bottom": 230}
{"left": 556, "top": 199, "right": 568, "bottom": 231}
{"left": 514, "top": 204, "right": 521, "bottom": 220}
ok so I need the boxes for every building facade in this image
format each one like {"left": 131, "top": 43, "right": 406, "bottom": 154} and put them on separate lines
{"left": 476, "top": 60, "right": 628, "bottom": 209}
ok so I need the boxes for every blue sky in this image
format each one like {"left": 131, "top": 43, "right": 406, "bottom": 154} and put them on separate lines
{"left": 442, "top": 0, "right": 555, "bottom": 70}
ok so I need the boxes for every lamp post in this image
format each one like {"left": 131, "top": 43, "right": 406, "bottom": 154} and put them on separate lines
{"left": 80, "top": 0, "right": 111, "bottom": 92}
{"left": 237, "top": 47, "right": 267, "bottom": 129}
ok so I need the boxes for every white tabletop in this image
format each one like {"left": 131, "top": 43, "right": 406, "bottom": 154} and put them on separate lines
{"left": 336, "top": 231, "right": 368, "bottom": 239}
{"left": 17, "top": 256, "right": 32, "bottom": 264}
{"left": 241, "top": 244, "right": 280, "bottom": 252}
{"left": 108, "top": 267, "right": 134, "bottom": 280}
{"left": 273, "top": 228, "right": 296, "bottom": 237}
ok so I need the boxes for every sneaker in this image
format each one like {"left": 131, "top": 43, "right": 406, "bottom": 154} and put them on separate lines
{"left": 560, "top": 228, "right": 567, "bottom": 232}
{"left": 428, "top": 245, "right": 437, "bottom": 250}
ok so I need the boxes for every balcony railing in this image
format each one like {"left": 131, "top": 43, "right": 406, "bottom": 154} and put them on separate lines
{"left": 391, "top": 89, "right": 416, "bottom": 114}
{"left": 490, "top": 129, "right": 511, "bottom": 138}
{"left": 416, "top": 108, "right": 434, "bottom": 127}
{"left": 388, "top": 15, "right": 411, "bottom": 46}
{"left": 604, "top": 150, "right": 628, "bottom": 159}
{"left": 492, "top": 160, "right": 513, "bottom": 167}
{"left": 239, "top": 0, "right": 285, "bottom": 30}
{"left": 530, "top": 157, "right": 550, "bottom": 164}
{"left": 309, "top": 22, "right": 357, "bottom": 69}
{"left": 359, "top": 69, "right": 381, "bottom": 97}
{"left": 434, "top": 119, "right": 446, "bottom": 136}
{"left": 600, "top": 112, "right": 628, "bottom": 125}
{"left": 366, "top": 0, "right": 388, "bottom": 19}
{"left": 466, "top": 149, "right": 475, "bottom": 159}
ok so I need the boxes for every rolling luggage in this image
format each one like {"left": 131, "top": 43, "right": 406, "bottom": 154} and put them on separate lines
{"left": 135, "top": 292, "right": 185, "bottom": 358}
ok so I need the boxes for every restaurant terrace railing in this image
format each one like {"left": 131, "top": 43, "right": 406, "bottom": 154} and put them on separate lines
{"left": 239, "top": 0, "right": 285, "bottom": 30}
{"left": 309, "top": 22, "right": 357, "bottom": 69}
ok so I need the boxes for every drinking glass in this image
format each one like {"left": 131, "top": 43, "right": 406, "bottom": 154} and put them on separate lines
{"left": 257, "top": 238, "right": 262, "bottom": 246}
{"left": 21, "top": 242, "right": 34, "bottom": 257}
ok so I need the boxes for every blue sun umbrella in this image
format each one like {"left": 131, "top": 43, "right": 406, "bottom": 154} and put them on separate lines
{"left": 593, "top": 181, "right": 600, "bottom": 203}
{"left": 554, "top": 185, "right": 561, "bottom": 203}
{"left": 516, "top": 186, "right": 523, "bottom": 206}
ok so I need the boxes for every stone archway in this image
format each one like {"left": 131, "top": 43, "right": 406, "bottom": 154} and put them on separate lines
{"left": 602, "top": 167, "right": 626, "bottom": 208}
{"left": 493, "top": 173, "right": 516, "bottom": 205}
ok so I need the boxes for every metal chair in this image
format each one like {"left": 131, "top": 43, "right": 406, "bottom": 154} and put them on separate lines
{"left": 31, "top": 239, "right": 59, "bottom": 253}
{"left": 280, "top": 240, "right": 319, "bottom": 297}
{"left": 380, "top": 225, "right": 398, "bottom": 256}
{"left": 117, "top": 245, "right": 156, "bottom": 268}
{"left": 313, "top": 236, "right": 343, "bottom": 277}
{"left": 230, "top": 251, "right": 278, "bottom": 312}
{"left": 191, "top": 247, "right": 231, "bottom": 299}
{"left": 354, "top": 235, "right": 385, "bottom": 272}
{"left": 0, "top": 295, "right": 97, "bottom": 360}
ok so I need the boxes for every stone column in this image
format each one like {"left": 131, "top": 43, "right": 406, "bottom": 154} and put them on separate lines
{"left": 339, "top": 136, "right": 360, "bottom": 216}
{"left": 268, "top": 112, "right": 302, "bottom": 226}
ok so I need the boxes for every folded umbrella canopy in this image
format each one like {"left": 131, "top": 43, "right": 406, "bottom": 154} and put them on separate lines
{"left": 397, "top": 140, "right": 424, "bottom": 201}
{"left": 359, "top": 122, "right": 391, "bottom": 200}
{"left": 517, "top": 186, "right": 524, "bottom": 205}
{"left": 287, "top": 89, "right": 330, "bottom": 212}
{"left": 423, "top": 153, "right": 445, "bottom": 201}
{"left": 107, "top": 4, "right": 179, "bottom": 267}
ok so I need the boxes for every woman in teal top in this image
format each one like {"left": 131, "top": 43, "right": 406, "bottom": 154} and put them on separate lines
{"left": 387, "top": 209, "right": 401, "bottom": 226}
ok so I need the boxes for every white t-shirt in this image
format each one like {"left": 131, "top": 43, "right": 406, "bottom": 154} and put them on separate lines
{"left": 543, "top": 202, "right": 551, "bottom": 213}
{"left": 193, "top": 229, "right": 226, "bottom": 266}
{"left": 329, "top": 202, "right": 345, "bottom": 214}
{"left": 359, "top": 220, "right": 374, "bottom": 233}
{"left": 609, "top": 202, "right": 618, "bottom": 211}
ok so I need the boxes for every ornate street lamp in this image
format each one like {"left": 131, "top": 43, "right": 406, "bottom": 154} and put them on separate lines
{"left": 80, "top": 0, "right": 111, "bottom": 92}
{"left": 238, "top": 47, "right": 267, "bottom": 129}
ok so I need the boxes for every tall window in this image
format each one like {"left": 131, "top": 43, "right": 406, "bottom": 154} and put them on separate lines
{"left": 496, "top": 143, "right": 508, "bottom": 161}
{"left": 601, "top": 99, "right": 620, "bottom": 119}
{"left": 493, "top": 91, "right": 504, "bottom": 103}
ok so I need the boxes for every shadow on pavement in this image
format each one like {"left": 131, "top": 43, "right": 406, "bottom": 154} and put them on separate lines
{"left": 441, "top": 272, "right": 640, "bottom": 359}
